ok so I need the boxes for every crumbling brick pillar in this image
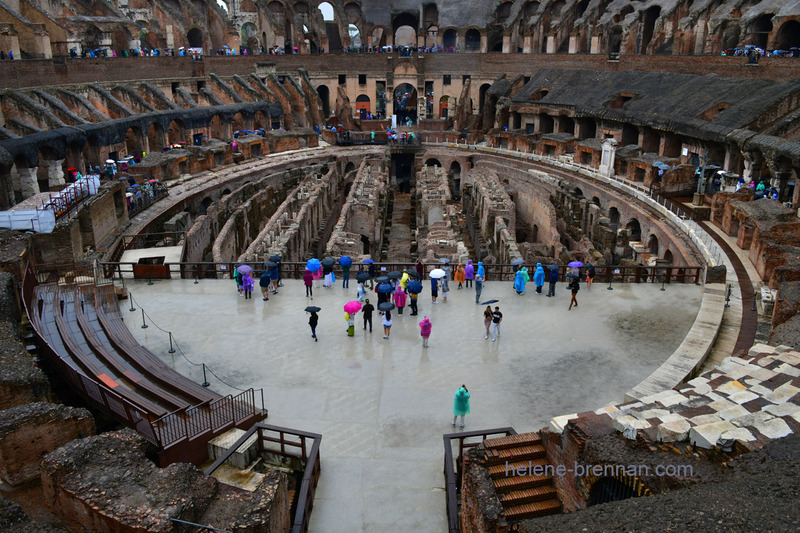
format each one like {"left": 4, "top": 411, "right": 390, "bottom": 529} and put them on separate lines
{"left": 18, "top": 166, "right": 39, "bottom": 198}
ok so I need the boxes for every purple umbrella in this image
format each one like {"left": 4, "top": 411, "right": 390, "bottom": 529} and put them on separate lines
{"left": 236, "top": 264, "right": 253, "bottom": 275}
{"left": 568, "top": 261, "right": 584, "bottom": 268}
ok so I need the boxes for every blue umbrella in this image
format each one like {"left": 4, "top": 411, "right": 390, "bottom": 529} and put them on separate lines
{"left": 306, "top": 258, "right": 321, "bottom": 272}
{"left": 363, "top": 258, "right": 375, "bottom": 264}
{"left": 407, "top": 280, "right": 423, "bottom": 294}
{"left": 339, "top": 256, "right": 352, "bottom": 267}
{"left": 376, "top": 282, "right": 394, "bottom": 293}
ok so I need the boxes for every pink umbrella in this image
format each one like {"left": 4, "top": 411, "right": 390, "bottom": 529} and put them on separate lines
{"left": 344, "top": 301, "right": 362, "bottom": 314}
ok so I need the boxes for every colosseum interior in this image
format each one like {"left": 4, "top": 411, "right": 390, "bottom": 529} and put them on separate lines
{"left": 1, "top": 0, "right": 800, "bottom": 531}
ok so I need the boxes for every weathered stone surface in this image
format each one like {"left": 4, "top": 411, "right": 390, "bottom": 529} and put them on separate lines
{"left": 657, "top": 419, "right": 691, "bottom": 443}
{"left": 689, "top": 420, "right": 737, "bottom": 449}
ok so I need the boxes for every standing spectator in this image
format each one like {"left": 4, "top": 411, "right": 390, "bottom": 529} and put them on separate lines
{"left": 415, "top": 257, "right": 425, "bottom": 278}
{"left": 533, "top": 263, "right": 545, "bottom": 294}
{"left": 409, "top": 289, "right": 419, "bottom": 316}
{"left": 303, "top": 269, "right": 314, "bottom": 300}
{"left": 368, "top": 261, "right": 376, "bottom": 289}
{"left": 586, "top": 263, "right": 595, "bottom": 290}
{"left": 342, "top": 262, "right": 351, "bottom": 288}
{"left": 362, "top": 299, "right": 374, "bottom": 332}
{"left": 323, "top": 262, "right": 334, "bottom": 287}
{"left": 452, "top": 385, "right": 470, "bottom": 428}
{"left": 441, "top": 269, "right": 450, "bottom": 303}
{"left": 568, "top": 276, "right": 580, "bottom": 310}
{"left": 483, "top": 305, "right": 493, "bottom": 340}
{"left": 382, "top": 310, "right": 393, "bottom": 339}
{"left": 242, "top": 272, "right": 254, "bottom": 299}
{"left": 234, "top": 267, "right": 243, "bottom": 296}
{"left": 547, "top": 267, "right": 558, "bottom": 297}
{"left": 270, "top": 262, "right": 280, "bottom": 293}
{"left": 393, "top": 288, "right": 407, "bottom": 315}
{"left": 312, "top": 267, "right": 322, "bottom": 289}
{"left": 357, "top": 282, "right": 366, "bottom": 302}
{"left": 345, "top": 311, "right": 355, "bottom": 336}
{"left": 431, "top": 276, "right": 439, "bottom": 304}
{"left": 454, "top": 263, "right": 465, "bottom": 289}
{"left": 514, "top": 268, "right": 527, "bottom": 295}
{"left": 475, "top": 262, "right": 485, "bottom": 304}
{"left": 419, "top": 316, "right": 432, "bottom": 348}
{"left": 308, "top": 311, "right": 318, "bottom": 342}
{"left": 259, "top": 270, "right": 271, "bottom": 301}
{"left": 491, "top": 306, "right": 503, "bottom": 341}
{"left": 464, "top": 259, "right": 474, "bottom": 288}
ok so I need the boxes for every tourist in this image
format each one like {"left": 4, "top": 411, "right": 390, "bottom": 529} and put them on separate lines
{"left": 259, "top": 269, "right": 271, "bottom": 301}
{"left": 441, "top": 271, "right": 450, "bottom": 303}
{"left": 514, "top": 268, "right": 526, "bottom": 295}
{"left": 342, "top": 262, "right": 351, "bottom": 288}
{"left": 452, "top": 385, "right": 470, "bottom": 428}
{"left": 362, "top": 299, "right": 374, "bottom": 332}
{"left": 431, "top": 276, "right": 439, "bottom": 304}
{"left": 345, "top": 310, "right": 355, "bottom": 336}
{"left": 533, "top": 263, "right": 545, "bottom": 294}
{"left": 399, "top": 271, "right": 409, "bottom": 292}
{"left": 368, "top": 261, "right": 376, "bottom": 289}
{"left": 357, "top": 282, "right": 366, "bottom": 302}
{"left": 393, "top": 287, "right": 407, "bottom": 315}
{"left": 454, "top": 263, "right": 465, "bottom": 289}
{"left": 586, "top": 263, "right": 595, "bottom": 290}
{"left": 419, "top": 316, "right": 432, "bottom": 347}
{"left": 270, "top": 261, "right": 280, "bottom": 293}
{"left": 323, "top": 262, "right": 334, "bottom": 287}
{"left": 483, "top": 305, "right": 493, "bottom": 339}
{"left": 474, "top": 262, "right": 485, "bottom": 304}
{"left": 409, "top": 289, "right": 419, "bottom": 316}
{"left": 382, "top": 309, "right": 393, "bottom": 339}
{"left": 312, "top": 267, "right": 322, "bottom": 288}
{"left": 242, "top": 272, "right": 254, "bottom": 299}
{"left": 303, "top": 269, "right": 314, "bottom": 300}
{"left": 308, "top": 311, "right": 318, "bottom": 342}
{"left": 415, "top": 257, "right": 424, "bottom": 278}
{"left": 547, "top": 267, "right": 558, "bottom": 297}
{"left": 234, "top": 267, "right": 243, "bottom": 296}
{"left": 568, "top": 276, "right": 580, "bottom": 310}
{"left": 464, "top": 259, "right": 474, "bottom": 288}
{"left": 491, "top": 306, "right": 503, "bottom": 341}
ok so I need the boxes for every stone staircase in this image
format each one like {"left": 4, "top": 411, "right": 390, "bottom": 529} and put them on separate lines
{"left": 483, "top": 432, "right": 562, "bottom": 521}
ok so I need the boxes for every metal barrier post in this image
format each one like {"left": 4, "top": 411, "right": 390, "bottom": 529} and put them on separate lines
{"left": 202, "top": 363, "right": 210, "bottom": 387}
{"left": 725, "top": 284, "right": 731, "bottom": 308}
{"left": 168, "top": 332, "right": 176, "bottom": 354}
{"left": 141, "top": 309, "right": 148, "bottom": 328}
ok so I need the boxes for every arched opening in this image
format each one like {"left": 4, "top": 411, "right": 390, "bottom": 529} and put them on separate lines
{"left": 449, "top": 161, "right": 461, "bottom": 197}
{"left": 589, "top": 477, "right": 641, "bottom": 507}
{"left": 443, "top": 28, "right": 457, "bottom": 49}
{"left": 495, "top": 2, "right": 513, "bottom": 22}
{"left": 111, "top": 26, "right": 132, "bottom": 53}
{"left": 648, "top": 234, "right": 659, "bottom": 255}
{"left": 393, "top": 13, "right": 418, "bottom": 47}
{"left": 187, "top": 28, "right": 204, "bottom": 48}
{"left": 479, "top": 83, "right": 491, "bottom": 114}
{"left": 609, "top": 207, "right": 620, "bottom": 230}
{"left": 776, "top": 20, "right": 800, "bottom": 50}
{"left": 167, "top": 120, "right": 184, "bottom": 145}
{"left": 592, "top": 196, "right": 601, "bottom": 207}
{"left": 344, "top": 161, "right": 356, "bottom": 175}
{"left": 147, "top": 123, "right": 165, "bottom": 152}
{"left": 372, "top": 27, "right": 386, "bottom": 48}
{"left": 439, "top": 95, "right": 455, "bottom": 119}
{"left": 253, "top": 111, "right": 266, "bottom": 130}
{"left": 750, "top": 14, "right": 773, "bottom": 49}
{"left": 124, "top": 127, "right": 141, "bottom": 155}
{"left": 664, "top": 249, "right": 673, "bottom": 264}
{"left": 626, "top": 218, "right": 642, "bottom": 241}
{"left": 525, "top": 1, "right": 540, "bottom": 18}
{"left": 465, "top": 28, "right": 481, "bottom": 52}
{"left": 640, "top": 6, "right": 661, "bottom": 53}
{"left": 210, "top": 115, "right": 225, "bottom": 140}
{"left": 355, "top": 94, "right": 371, "bottom": 119}
{"left": 393, "top": 83, "right": 417, "bottom": 125}
{"left": 538, "top": 114, "right": 554, "bottom": 134}
{"left": 608, "top": 26, "right": 622, "bottom": 54}
{"left": 317, "top": 85, "right": 331, "bottom": 118}
{"left": 348, "top": 24, "right": 361, "bottom": 49}
{"left": 573, "top": 187, "right": 584, "bottom": 198}
{"left": 232, "top": 112, "right": 247, "bottom": 133}
{"left": 318, "top": 1, "right": 334, "bottom": 20}
{"left": 83, "top": 24, "right": 104, "bottom": 52}
{"left": 720, "top": 21, "right": 741, "bottom": 51}
{"left": 241, "top": 22, "right": 258, "bottom": 54}
{"left": 424, "top": 158, "right": 442, "bottom": 167}
{"left": 200, "top": 196, "right": 214, "bottom": 215}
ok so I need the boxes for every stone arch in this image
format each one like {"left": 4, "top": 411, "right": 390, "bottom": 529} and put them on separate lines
{"left": 626, "top": 218, "right": 642, "bottom": 241}
{"left": 525, "top": 1, "right": 540, "bottom": 18}
{"left": 232, "top": 112, "right": 246, "bottom": 132}
{"left": 187, "top": 27, "right": 204, "bottom": 48}
{"left": 640, "top": 6, "right": 661, "bottom": 53}
{"left": 348, "top": 24, "right": 362, "bottom": 49}
{"left": 147, "top": 122, "right": 165, "bottom": 152}
{"left": 465, "top": 28, "right": 481, "bottom": 52}
{"left": 608, "top": 26, "right": 623, "bottom": 54}
{"left": 664, "top": 249, "right": 673, "bottom": 264}
{"left": 241, "top": 22, "right": 258, "bottom": 53}
{"left": 495, "top": 2, "right": 513, "bottom": 22}
{"left": 210, "top": 115, "right": 225, "bottom": 140}
{"left": 775, "top": 20, "right": 800, "bottom": 49}
{"left": 424, "top": 158, "right": 442, "bottom": 167}
{"left": 608, "top": 206, "right": 620, "bottom": 229}
{"left": 648, "top": 234, "right": 659, "bottom": 255}
{"left": 124, "top": 127, "right": 143, "bottom": 155}
{"left": 355, "top": 94, "right": 371, "bottom": 116}
{"left": 393, "top": 83, "right": 417, "bottom": 124}
{"left": 750, "top": 14, "right": 773, "bottom": 49}
{"left": 439, "top": 95, "right": 455, "bottom": 119}
{"left": 111, "top": 26, "right": 133, "bottom": 53}
{"left": 200, "top": 196, "right": 214, "bottom": 216}
{"left": 720, "top": 20, "right": 741, "bottom": 51}
{"left": 168, "top": 119, "right": 184, "bottom": 145}
{"left": 344, "top": 161, "right": 356, "bottom": 174}
{"left": 479, "top": 83, "right": 492, "bottom": 114}
{"left": 442, "top": 28, "right": 457, "bottom": 49}
{"left": 317, "top": 85, "right": 331, "bottom": 118}
{"left": 393, "top": 12, "right": 419, "bottom": 46}
{"left": 573, "top": 187, "right": 584, "bottom": 198}
{"left": 253, "top": 111, "right": 267, "bottom": 130}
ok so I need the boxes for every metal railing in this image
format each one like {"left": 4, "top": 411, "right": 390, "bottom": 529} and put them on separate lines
{"left": 443, "top": 427, "right": 517, "bottom": 533}
{"left": 169, "top": 519, "right": 232, "bottom": 533}
{"left": 204, "top": 423, "right": 322, "bottom": 533}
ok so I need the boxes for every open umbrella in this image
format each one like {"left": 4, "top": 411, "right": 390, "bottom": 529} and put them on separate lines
{"left": 404, "top": 269, "right": 421, "bottom": 278}
{"left": 343, "top": 301, "right": 362, "bottom": 314}
{"left": 407, "top": 280, "right": 423, "bottom": 294}
{"left": 378, "top": 302, "right": 395, "bottom": 312}
{"left": 439, "top": 258, "right": 451, "bottom": 264}
{"left": 363, "top": 259, "right": 375, "bottom": 264}
{"left": 339, "top": 256, "right": 352, "bottom": 267}
{"left": 568, "top": 261, "right": 584, "bottom": 268}
{"left": 511, "top": 258, "right": 525, "bottom": 266}
{"left": 236, "top": 264, "right": 253, "bottom": 275}
{"left": 548, "top": 265, "right": 559, "bottom": 271}
{"left": 566, "top": 273, "right": 580, "bottom": 279}
{"left": 264, "top": 261, "right": 277, "bottom": 268}
{"left": 387, "top": 271, "right": 403, "bottom": 279}
{"left": 125, "top": 192, "right": 133, "bottom": 198}
{"left": 269, "top": 255, "right": 282, "bottom": 262}
{"left": 321, "top": 257, "right": 336, "bottom": 267}
{"left": 306, "top": 258, "right": 321, "bottom": 272}
{"left": 430, "top": 268, "right": 446, "bottom": 279}
{"left": 375, "top": 275, "right": 390, "bottom": 284}
{"left": 356, "top": 272, "right": 371, "bottom": 282}
{"left": 305, "top": 306, "right": 321, "bottom": 313}
{"left": 376, "top": 282, "right": 394, "bottom": 293}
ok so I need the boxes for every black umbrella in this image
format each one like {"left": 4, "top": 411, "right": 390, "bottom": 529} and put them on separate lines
{"left": 375, "top": 275, "right": 390, "bottom": 284}
{"left": 321, "top": 257, "right": 336, "bottom": 267}
{"left": 480, "top": 299, "right": 499, "bottom": 305}
{"left": 305, "top": 306, "right": 321, "bottom": 313}
{"left": 264, "top": 261, "right": 277, "bottom": 268}
{"left": 566, "top": 273, "right": 580, "bottom": 279}
{"left": 376, "top": 282, "right": 394, "bottom": 293}
{"left": 378, "top": 302, "right": 395, "bottom": 312}
{"left": 387, "top": 271, "right": 403, "bottom": 279}
{"left": 269, "top": 255, "right": 282, "bottom": 262}
{"left": 404, "top": 269, "right": 421, "bottom": 278}
{"left": 356, "top": 272, "right": 371, "bottom": 282}
{"left": 511, "top": 258, "right": 525, "bottom": 266}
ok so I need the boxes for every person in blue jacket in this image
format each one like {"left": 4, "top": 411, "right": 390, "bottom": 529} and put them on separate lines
{"left": 547, "top": 267, "right": 558, "bottom": 297}
{"left": 533, "top": 263, "right": 546, "bottom": 294}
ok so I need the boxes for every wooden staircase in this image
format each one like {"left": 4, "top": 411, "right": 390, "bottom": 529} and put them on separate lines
{"left": 484, "top": 432, "right": 562, "bottom": 521}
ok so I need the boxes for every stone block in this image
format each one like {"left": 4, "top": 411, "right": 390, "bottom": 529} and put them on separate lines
{"left": 752, "top": 417, "right": 793, "bottom": 440}
{"left": 689, "top": 420, "right": 737, "bottom": 449}
{"left": 719, "top": 428, "right": 757, "bottom": 443}
{"left": 749, "top": 343, "right": 777, "bottom": 355}
{"left": 727, "top": 390, "right": 759, "bottom": 404}
{"left": 689, "top": 414, "right": 721, "bottom": 426}
{"left": 657, "top": 419, "right": 691, "bottom": 442}
{"left": 686, "top": 377, "right": 712, "bottom": 395}
{"left": 731, "top": 411, "right": 774, "bottom": 428}
{"left": 763, "top": 383, "right": 800, "bottom": 404}
{"left": 716, "top": 404, "right": 751, "bottom": 421}
{"left": 775, "top": 363, "right": 800, "bottom": 377}
{"left": 612, "top": 415, "right": 651, "bottom": 439}
{"left": 549, "top": 413, "right": 578, "bottom": 434}
{"left": 764, "top": 403, "right": 800, "bottom": 418}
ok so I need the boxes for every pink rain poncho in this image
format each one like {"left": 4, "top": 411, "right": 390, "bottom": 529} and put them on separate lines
{"left": 419, "top": 317, "right": 432, "bottom": 339}
{"left": 393, "top": 289, "right": 407, "bottom": 308}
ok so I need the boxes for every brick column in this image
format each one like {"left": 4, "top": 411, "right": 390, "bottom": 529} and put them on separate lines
{"left": 18, "top": 166, "right": 39, "bottom": 198}
{"left": 46, "top": 158, "right": 65, "bottom": 188}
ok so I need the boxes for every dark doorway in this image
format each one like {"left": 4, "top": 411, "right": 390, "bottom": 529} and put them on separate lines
{"left": 393, "top": 83, "right": 417, "bottom": 125}
{"left": 392, "top": 152, "right": 415, "bottom": 193}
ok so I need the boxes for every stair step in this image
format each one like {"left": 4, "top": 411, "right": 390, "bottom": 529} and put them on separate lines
{"left": 485, "top": 444, "right": 546, "bottom": 465}
{"left": 500, "top": 485, "right": 558, "bottom": 506}
{"left": 504, "top": 498, "right": 562, "bottom": 521}
{"left": 493, "top": 472, "right": 552, "bottom": 492}
{"left": 485, "top": 432, "right": 541, "bottom": 451}
{"left": 488, "top": 458, "right": 548, "bottom": 479}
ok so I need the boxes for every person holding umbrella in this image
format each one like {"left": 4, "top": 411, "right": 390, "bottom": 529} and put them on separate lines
{"left": 343, "top": 301, "right": 361, "bottom": 336}
{"left": 547, "top": 266, "right": 558, "bottom": 297}
{"left": 259, "top": 269, "right": 271, "bottom": 301}
{"left": 430, "top": 275, "right": 439, "bottom": 304}
{"left": 407, "top": 279, "right": 422, "bottom": 316}
{"left": 452, "top": 385, "right": 470, "bottom": 428}
{"left": 303, "top": 269, "right": 314, "bottom": 300}
{"left": 322, "top": 258, "right": 335, "bottom": 287}
{"left": 568, "top": 275, "right": 580, "bottom": 310}
{"left": 379, "top": 303, "right": 394, "bottom": 339}
{"left": 419, "top": 316, "right": 432, "bottom": 347}
{"left": 242, "top": 270, "right": 254, "bottom": 299}
{"left": 533, "top": 263, "right": 545, "bottom": 294}
{"left": 340, "top": 256, "right": 352, "bottom": 288}
{"left": 234, "top": 266, "right": 243, "bottom": 296}
{"left": 362, "top": 299, "right": 374, "bottom": 332}
{"left": 306, "top": 307, "right": 320, "bottom": 341}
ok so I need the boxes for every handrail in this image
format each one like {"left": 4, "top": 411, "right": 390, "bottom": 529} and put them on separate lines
{"left": 442, "top": 427, "right": 517, "bottom": 533}
{"left": 169, "top": 518, "right": 232, "bottom": 533}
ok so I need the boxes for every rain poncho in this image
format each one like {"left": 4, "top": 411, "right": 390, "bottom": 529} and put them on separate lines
{"left": 393, "top": 289, "right": 407, "bottom": 308}
{"left": 476, "top": 262, "right": 485, "bottom": 281}
{"left": 400, "top": 272, "right": 409, "bottom": 290}
{"left": 533, "top": 263, "right": 545, "bottom": 287}
{"left": 419, "top": 317, "right": 432, "bottom": 339}
{"left": 303, "top": 270, "right": 313, "bottom": 286}
{"left": 453, "top": 387, "right": 470, "bottom": 416}
{"left": 521, "top": 267, "right": 530, "bottom": 283}
{"left": 514, "top": 270, "right": 527, "bottom": 293}
{"left": 242, "top": 274, "right": 254, "bottom": 292}
{"left": 454, "top": 264, "right": 465, "bottom": 283}
{"left": 464, "top": 260, "right": 474, "bottom": 280}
